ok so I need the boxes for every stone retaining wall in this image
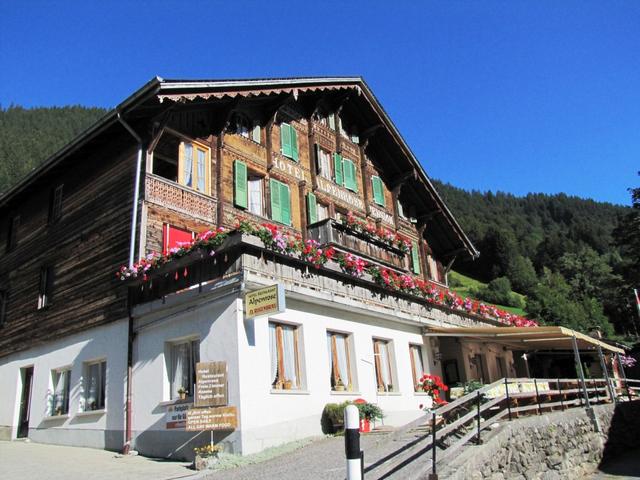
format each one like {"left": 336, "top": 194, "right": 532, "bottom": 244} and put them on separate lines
{"left": 439, "top": 402, "right": 640, "bottom": 480}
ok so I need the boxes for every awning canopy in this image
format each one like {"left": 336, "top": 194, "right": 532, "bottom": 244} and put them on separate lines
{"left": 424, "top": 326, "right": 624, "bottom": 354}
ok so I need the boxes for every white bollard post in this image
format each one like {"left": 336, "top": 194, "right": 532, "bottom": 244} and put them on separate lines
{"left": 344, "top": 404, "right": 362, "bottom": 480}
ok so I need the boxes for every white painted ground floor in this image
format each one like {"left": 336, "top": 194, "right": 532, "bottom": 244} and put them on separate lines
{"left": 0, "top": 277, "right": 515, "bottom": 460}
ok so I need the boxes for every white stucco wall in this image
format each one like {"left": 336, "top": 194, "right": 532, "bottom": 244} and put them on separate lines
{"left": 0, "top": 319, "right": 128, "bottom": 450}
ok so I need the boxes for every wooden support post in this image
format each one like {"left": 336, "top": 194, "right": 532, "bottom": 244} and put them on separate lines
{"left": 572, "top": 335, "right": 591, "bottom": 409}
{"left": 431, "top": 411, "right": 438, "bottom": 479}
{"left": 597, "top": 346, "right": 616, "bottom": 403}
{"left": 505, "top": 377, "right": 512, "bottom": 421}
{"left": 476, "top": 390, "right": 482, "bottom": 445}
{"left": 534, "top": 378, "right": 542, "bottom": 414}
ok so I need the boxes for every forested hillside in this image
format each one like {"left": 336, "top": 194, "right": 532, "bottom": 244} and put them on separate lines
{"left": 0, "top": 106, "right": 637, "bottom": 341}
{"left": 435, "top": 180, "right": 638, "bottom": 340}
{"left": 0, "top": 105, "right": 107, "bottom": 194}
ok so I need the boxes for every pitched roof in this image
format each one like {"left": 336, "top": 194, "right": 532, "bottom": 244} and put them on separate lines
{"left": 0, "top": 76, "right": 479, "bottom": 260}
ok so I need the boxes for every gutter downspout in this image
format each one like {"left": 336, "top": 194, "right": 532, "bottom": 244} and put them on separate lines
{"left": 117, "top": 112, "right": 143, "bottom": 455}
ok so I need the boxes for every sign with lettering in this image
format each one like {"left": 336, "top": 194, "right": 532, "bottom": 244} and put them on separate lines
{"left": 316, "top": 178, "right": 365, "bottom": 210}
{"left": 195, "top": 361, "right": 228, "bottom": 407}
{"left": 186, "top": 406, "right": 238, "bottom": 432}
{"left": 272, "top": 157, "right": 309, "bottom": 182}
{"left": 369, "top": 206, "right": 394, "bottom": 226}
{"left": 245, "top": 284, "right": 285, "bottom": 319}
{"left": 166, "top": 402, "right": 192, "bottom": 429}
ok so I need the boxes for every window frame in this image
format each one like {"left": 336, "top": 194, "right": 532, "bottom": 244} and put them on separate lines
{"left": 327, "top": 330, "right": 354, "bottom": 391}
{"left": 6, "top": 215, "right": 19, "bottom": 252}
{"left": 269, "top": 321, "right": 302, "bottom": 390}
{"left": 83, "top": 359, "right": 106, "bottom": 412}
{"left": 48, "top": 184, "right": 64, "bottom": 225}
{"left": 37, "top": 266, "right": 54, "bottom": 310}
{"left": 373, "top": 338, "right": 396, "bottom": 393}
{"left": 316, "top": 145, "right": 332, "bottom": 180}
{"left": 409, "top": 344, "right": 426, "bottom": 391}
{"left": 50, "top": 367, "right": 71, "bottom": 416}
{"left": 167, "top": 338, "right": 200, "bottom": 401}
{"left": 247, "top": 175, "right": 264, "bottom": 217}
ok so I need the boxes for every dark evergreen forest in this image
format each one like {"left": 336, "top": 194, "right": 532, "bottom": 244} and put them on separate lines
{"left": 1, "top": 106, "right": 638, "bottom": 342}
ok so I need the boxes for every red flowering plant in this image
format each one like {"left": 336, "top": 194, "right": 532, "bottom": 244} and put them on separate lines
{"left": 418, "top": 374, "right": 448, "bottom": 406}
{"left": 338, "top": 252, "right": 369, "bottom": 277}
{"left": 302, "top": 239, "right": 336, "bottom": 268}
{"left": 340, "top": 212, "right": 410, "bottom": 253}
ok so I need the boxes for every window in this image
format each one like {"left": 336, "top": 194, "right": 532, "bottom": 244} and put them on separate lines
{"left": 37, "top": 266, "right": 54, "bottom": 310}
{"left": 315, "top": 145, "right": 332, "bottom": 179}
{"left": 333, "top": 154, "right": 358, "bottom": 192}
{"left": 373, "top": 339, "right": 395, "bottom": 392}
{"left": 248, "top": 177, "right": 264, "bottom": 216}
{"left": 409, "top": 345, "right": 425, "bottom": 391}
{"left": 372, "top": 176, "right": 385, "bottom": 206}
{"left": 83, "top": 360, "right": 106, "bottom": 411}
{"left": 270, "top": 179, "right": 291, "bottom": 225}
{"left": 50, "top": 368, "right": 71, "bottom": 416}
{"left": 6, "top": 215, "right": 19, "bottom": 252}
{"left": 427, "top": 255, "right": 442, "bottom": 283}
{"left": 397, "top": 200, "right": 407, "bottom": 219}
{"left": 327, "top": 331, "right": 353, "bottom": 391}
{"left": 235, "top": 116, "right": 261, "bottom": 143}
{"left": 169, "top": 339, "right": 199, "bottom": 400}
{"left": 0, "top": 290, "right": 6, "bottom": 327}
{"left": 152, "top": 132, "right": 210, "bottom": 194}
{"left": 280, "top": 123, "right": 299, "bottom": 161}
{"left": 162, "top": 224, "right": 194, "bottom": 255}
{"left": 411, "top": 241, "right": 421, "bottom": 274}
{"left": 317, "top": 203, "right": 329, "bottom": 222}
{"left": 269, "top": 322, "right": 301, "bottom": 390}
{"left": 48, "top": 185, "right": 64, "bottom": 224}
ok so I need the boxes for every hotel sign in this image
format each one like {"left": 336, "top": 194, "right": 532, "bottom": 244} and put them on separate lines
{"left": 245, "top": 284, "right": 285, "bottom": 319}
{"left": 316, "top": 178, "right": 365, "bottom": 210}
{"left": 186, "top": 406, "right": 238, "bottom": 432}
{"left": 195, "top": 361, "right": 228, "bottom": 407}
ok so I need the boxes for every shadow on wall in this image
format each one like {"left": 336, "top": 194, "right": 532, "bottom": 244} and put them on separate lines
{"left": 599, "top": 401, "right": 640, "bottom": 473}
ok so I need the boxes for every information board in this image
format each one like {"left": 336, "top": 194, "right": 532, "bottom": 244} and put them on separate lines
{"left": 195, "top": 361, "right": 228, "bottom": 407}
{"left": 186, "top": 406, "right": 238, "bottom": 432}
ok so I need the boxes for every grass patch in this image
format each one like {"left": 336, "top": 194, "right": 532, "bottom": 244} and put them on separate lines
{"left": 448, "top": 271, "right": 527, "bottom": 317}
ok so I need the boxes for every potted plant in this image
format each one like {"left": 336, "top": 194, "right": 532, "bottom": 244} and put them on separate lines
{"left": 354, "top": 399, "right": 383, "bottom": 433}
{"left": 284, "top": 379, "right": 293, "bottom": 390}
{"left": 335, "top": 378, "right": 346, "bottom": 391}
{"left": 177, "top": 387, "right": 188, "bottom": 400}
{"left": 417, "top": 374, "right": 448, "bottom": 411}
{"left": 193, "top": 443, "right": 221, "bottom": 470}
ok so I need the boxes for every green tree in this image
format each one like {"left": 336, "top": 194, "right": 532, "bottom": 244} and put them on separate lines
{"left": 506, "top": 255, "right": 538, "bottom": 294}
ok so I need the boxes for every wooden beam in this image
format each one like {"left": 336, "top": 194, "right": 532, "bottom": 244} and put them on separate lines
{"left": 390, "top": 169, "right": 418, "bottom": 190}
{"left": 360, "top": 123, "right": 384, "bottom": 141}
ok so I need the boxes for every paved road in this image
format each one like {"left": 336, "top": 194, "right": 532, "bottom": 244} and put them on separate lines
{"left": 0, "top": 441, "right": 197, "bottom": 480}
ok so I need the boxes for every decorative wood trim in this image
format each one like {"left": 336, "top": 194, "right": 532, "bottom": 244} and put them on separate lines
{"left": 359, "top": 144, "right": 371, "bottom": 217}
{"left": 298, "top": 181, "right": 307, "bottom": 241}
{"left": 417, "top": 223, "right": 429, "bottom": 281}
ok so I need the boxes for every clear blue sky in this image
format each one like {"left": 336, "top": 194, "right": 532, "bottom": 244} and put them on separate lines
{"left": 1, "top": 1, "right": 638, "bottom": 205}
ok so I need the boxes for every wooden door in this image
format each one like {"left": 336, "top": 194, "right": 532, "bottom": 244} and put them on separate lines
{"left": 17, "top": 367, "right": 34, "bottom": 438}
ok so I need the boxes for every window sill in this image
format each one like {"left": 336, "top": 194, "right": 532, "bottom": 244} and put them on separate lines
{"left": 43, "top": 414, "right": 69, "bottom": 421}
{"left": 330, "top": 391, "right": 361, "bottom": 396}
{"left": 413, "top": 392, "right": 431, "bottom": 396}
{"left": 375, "top": 392, "right": 401, "bottom": 396}
{"left": 158, "top": 398, "right": 193, "bottom": 407}
{"left": 270, "top": 389, "right": 310, "bottom": 395}
{"left": 76, "top": 409, "right": 106, "bottom": 417}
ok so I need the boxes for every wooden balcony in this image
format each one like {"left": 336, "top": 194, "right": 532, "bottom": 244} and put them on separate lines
{"left": 145, "top": 174, "right": 216, "bottom": 223}
{"left": 307, "top": 219, "right": 408, "bottom": 271}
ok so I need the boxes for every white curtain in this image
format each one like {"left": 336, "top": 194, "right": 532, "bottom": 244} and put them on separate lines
{"left": 378, "top": 342, "right": 391, "bottom": 390}
{"left": 282, "top": 326, "right": 297, "bottom": 387}
{"left": 183, "top": 143, "right": 193, "bottom": 187}
{"left": 269, "top": 324, "right": 278, "bottom": 386}
{"left": 53, "top": 370, "right": 68, "bottom": 414}
{"left": 248, "top": 179, "right": 262, "bottom": 215}
{"left": 196, "top": 149, "right": 205, "bottom": 192}
{"left": 171, "top": 343, "right": 189, "bottom": 399}
{"left": 335, "top": 335, "right": 349, "bottom": 386}
{"left": 412, "top": 346, "right": 424, "bottom": 383}
{"left": 87, "top": 363, "right": 100, "bottom": 410}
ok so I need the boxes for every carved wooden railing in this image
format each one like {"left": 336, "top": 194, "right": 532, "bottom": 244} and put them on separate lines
{"left": 307, "top": 218, "right": 408, "bottom": 270}
{"left": 145, "top": 174, "right": 216, "bottom": 223}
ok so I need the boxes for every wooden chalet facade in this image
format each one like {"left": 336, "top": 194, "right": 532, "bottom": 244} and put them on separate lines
{"left": 0, "top": 77, "right": 509, "bottom": 458}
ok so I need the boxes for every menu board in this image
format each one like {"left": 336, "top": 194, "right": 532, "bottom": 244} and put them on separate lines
{"left": 195, "top": 361, "right": 228, "bottom": 407}
{"left": 186, "top": 406, "right": 238, "bottom": 432}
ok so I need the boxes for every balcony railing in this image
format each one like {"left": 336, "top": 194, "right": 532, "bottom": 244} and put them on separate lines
{"left": 145, "top": 174, "right": 216, "bottom": 223}
{"left": 307, "top": 218, "right": 408, "bottom": 270}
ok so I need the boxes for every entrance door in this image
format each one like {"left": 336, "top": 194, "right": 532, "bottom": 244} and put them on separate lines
{"left": 17, "top": 367, "right": 34, "bottom": 438}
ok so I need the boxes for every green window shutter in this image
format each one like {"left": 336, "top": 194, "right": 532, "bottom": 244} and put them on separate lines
{"left": 372, "top": 176, "right": 385, "bottom": 206}
{"left": 307, "top": 192, "right": 317, "bottom": 225}
{"left": 333, "top": 153, "right": 344, "bottom": 186}
{"left": 234, "top": 160, "right": 248, "bottom": 209}
{"left": 344, "top": 159, "right": 357, "bottom": 192}
{"left": 280, "top": 182, "right": 291, "bottom": 225}
{"left": 280, "top": 123, "right": 292, "bottom": 158}
{"left": 252, "top": 125, "right": 261, "bottom": 143}
{"left": 411, "top": 241, "right": 421, "bottom": 274}
{"left": 270, "top": 178, "right": 282, "bottom": 223}
{"left": 290, "top": 126, "right": 299, "bottom": 162}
